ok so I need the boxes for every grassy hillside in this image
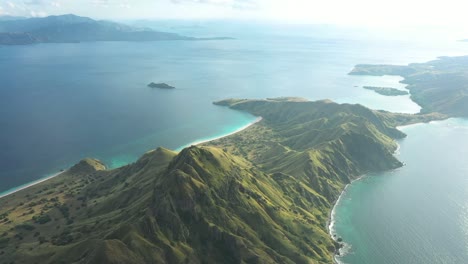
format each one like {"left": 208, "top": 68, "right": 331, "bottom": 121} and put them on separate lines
{"left": 0, "top": 99, "right": 439, "bottom": 264}
{"left": 350, "top": 56, "right": 468, "bottom": 117}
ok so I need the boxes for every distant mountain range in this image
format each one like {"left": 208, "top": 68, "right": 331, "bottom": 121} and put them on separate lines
{"left": 0, "top": 14, "right": 228, "bottom": 45}
{"left": 0, "top": 15, "right": 27, "bottom": 21}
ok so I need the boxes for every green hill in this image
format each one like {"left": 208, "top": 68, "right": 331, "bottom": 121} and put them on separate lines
{"left": 350, "top": 56, "right": 468, "bottom": 117}
{"left": 0, "top": 98, "right": 440, "bottom": 264}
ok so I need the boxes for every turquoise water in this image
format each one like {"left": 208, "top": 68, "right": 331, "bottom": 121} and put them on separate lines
{"left": 2, "top": 26, "right": 468, "bottom": 264}
{"left": 333, "top": 118, "right": 468, "bottom": 263}
{"left": 0, "top": 26, "right": 466, "bottom": 192}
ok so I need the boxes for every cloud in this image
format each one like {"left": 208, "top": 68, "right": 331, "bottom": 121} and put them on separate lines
{"left": 171, "top": 0, "right": 257, "bottom": 9}
{"left": 29, "top": 9, "right": 47, "bottom": 17}
{"left": 91, "top": 0, "right": 131, "bottom": 9}
{"left": 23, "top": 0, "right": 43, "bottom": 4}
{"left": 23, "top": 0, "right": 57, "bottom": 6}
{"left": 119, "top": 3, "right": 130, "bottom": 9}
{"left": 91, "top": 0, "right": 110, "bottom": 6}
{"left": 0, "top": 0, "right": 60, "bottom": 17}
{"left": 1, "top": 0, "right": 467, "bottom": 28}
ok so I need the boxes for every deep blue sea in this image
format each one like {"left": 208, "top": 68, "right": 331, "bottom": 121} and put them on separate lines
{"left": 1, "top": 22, "right": 468, "bottom": 263}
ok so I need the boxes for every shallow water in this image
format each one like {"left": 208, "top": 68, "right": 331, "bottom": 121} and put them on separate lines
{"left": 333, "top": 118, "right": 468, "bottom": 264}
{"left": 1, "top": 24, "right": 467, "bottom": 199}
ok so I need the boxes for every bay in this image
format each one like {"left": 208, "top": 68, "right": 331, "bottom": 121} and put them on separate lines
{"left": 333, "top": 118, "right": 468, "bottom": 264}
{"left": 1, "top": 26, "right": 468, "bottom": 263}
{"left": 0, "top": 26, "right": 462, "bottom": 192}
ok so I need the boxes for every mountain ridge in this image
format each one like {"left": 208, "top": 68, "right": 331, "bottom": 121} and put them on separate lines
{"left": 0, "top": 98, "right": 442, "bottom": 263}
{"left": 0, "top": 14, "right": 230, "bottom": 45}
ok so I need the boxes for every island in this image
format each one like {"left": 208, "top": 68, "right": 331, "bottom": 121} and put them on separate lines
{"left": 363, "top": 86, "right": 409, "bottom": 96}
{"left": 350, "top": 56, "right": 468, "bottom": 117}
{"left": 0, "top": 32, "right": 39, "bottom": 45}
{"left": 0, "top": 96, "right": 444, "bottom": 264}
{"left": 0, "top": 14, "right": 231, "bottom": 45}
{"left": 1, "top": 55, "right": 464, "bottom": 264}
{"left": 148, "top": 82, "right": 176, "bottom": 89}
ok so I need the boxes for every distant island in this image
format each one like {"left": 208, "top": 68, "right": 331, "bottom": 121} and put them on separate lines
{"left": 350, "top": 56, "right": 468, "bottom": 116}
{"left": 363, "top": 86, "right": 409, "bottom": 96}
{"left": 148, "top": 82, "right": 175, "bottom": 89}
{"left": 0, "top": 32, "right": 38, "bottom": 45}
{"left": 0, "top": 14, "right": 231, "bottom": 45}
{"left": 0, "top": 16, "right": 26, "bottom": 22}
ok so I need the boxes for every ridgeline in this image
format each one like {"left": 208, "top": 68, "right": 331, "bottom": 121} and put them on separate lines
{"left": 0, "top": 14, "right": 230, "bottom": 45}
{"left": 0, "top": 98, "right": 441, "bottom": 264}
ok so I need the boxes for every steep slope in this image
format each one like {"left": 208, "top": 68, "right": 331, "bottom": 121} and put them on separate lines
{"left": 211, "top": 98, "right": 409, "bottom": 202}
{"left": 0, "top": 147, "right": 177, "bottom": 264}
{"left": 0, "top": 99, "right": 438, "bottom": 264}
{"left": 149, "top": 146, "right": 338, "bottom": 263}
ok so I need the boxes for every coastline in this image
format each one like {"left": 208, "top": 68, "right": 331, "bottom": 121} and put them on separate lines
{"left": 328, "top": 113, "right": 435, "bottom": 263}
{"left": 328, "top": 127, "right": 411, "bottom": 264}
{"left": 175, "top": 116, "right": 263, "bottom": 151}
{"left": 0, "top": 171, "right": 64, "bottom": 200}
{"left": 0, "top": 117, "right": 263, "bottom": 201}
{"left": 328, "top": 174, "right": 366, "bottom": 264}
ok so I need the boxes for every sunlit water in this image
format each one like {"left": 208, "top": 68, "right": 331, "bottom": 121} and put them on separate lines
{"left": 1, "top": 25, "right": 468, "bottom": 263}
{"left": 333, "top": 118, "right": 468, "bottom": 263}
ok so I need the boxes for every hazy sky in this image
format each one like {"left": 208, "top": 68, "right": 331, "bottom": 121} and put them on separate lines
{"left": 1, "top": 0, "right": 467, "bottom": 27}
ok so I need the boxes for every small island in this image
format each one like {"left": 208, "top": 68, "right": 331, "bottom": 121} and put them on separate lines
{"left": 350, "top": 56, "right": 468, "bottom": 116}
{"left": 147, "top": 82, "right": 175, "bottom": 89}
{"left": 363, "top": 86, "right": 409, "bottom": 96}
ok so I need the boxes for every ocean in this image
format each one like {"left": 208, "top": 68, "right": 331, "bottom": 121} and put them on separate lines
{"left": 1, "top": 22, "right": 468, "bottom": 263}
{"left": 332, "top": 118, "right": 468, "bottom": 263}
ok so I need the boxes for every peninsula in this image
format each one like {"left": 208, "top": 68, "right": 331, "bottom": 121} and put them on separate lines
{"left": 2, "top": 55, "right": 466, "bottom": 263}
{"left": 350, "top": 56, "right": 468, "bottom": 117}
{"left": 0, "top": 32, "right": 38, "bottom": 45}
{"left": 0, "top": 97, "right": 441, "bottom": 264}
{"left": 363, "top": 86, "right": 409, "bottom": 96}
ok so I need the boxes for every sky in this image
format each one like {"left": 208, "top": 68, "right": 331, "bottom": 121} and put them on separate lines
{"left": 1, "top": 0, "right": 468, "bottom": 27}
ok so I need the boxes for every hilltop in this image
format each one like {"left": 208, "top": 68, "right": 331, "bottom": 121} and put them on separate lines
{"left": 0, "top": 98, "right": 441, "bottom": 264}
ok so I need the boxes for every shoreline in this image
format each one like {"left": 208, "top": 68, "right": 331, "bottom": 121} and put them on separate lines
{"left": 327, "top": 119, "right": 427, "bottom": 263}
{"left": 0, "top": 117, "right": 263, "bottom": 201}
{"left": 327, "top": 174, "right": 366, "bottom": 264}
{"left": 175, "top": 116, "right": 263, "bottom": 151}
{"left": 0, "top": 171, "right": 64, "bottom": 200}
{"left": 328, "top": 123, "right": 415, "bottom": 264}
